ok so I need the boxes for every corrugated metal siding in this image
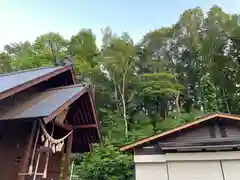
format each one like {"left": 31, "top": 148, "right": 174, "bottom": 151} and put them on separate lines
{"left": 0, "top": 66, "right": 64, "bottom": 93}
{"left": 0, "top": 85, "right": 85, "bottom": 120}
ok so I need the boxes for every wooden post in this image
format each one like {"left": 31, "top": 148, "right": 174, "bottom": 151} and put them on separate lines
{"left": 18, "top": 120, "right": 37, "bottom": 180}
{"left": 62, "top": 132, "right": 73, "bottom": 180}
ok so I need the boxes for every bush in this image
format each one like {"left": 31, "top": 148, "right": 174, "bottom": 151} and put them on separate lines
{"left": 76, "top": 142, "right": 134, "bottom": 180}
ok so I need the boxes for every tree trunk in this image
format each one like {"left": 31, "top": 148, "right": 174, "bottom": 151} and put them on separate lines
{"left": 175, "top": 92, "right": 180, "bottom": 114}
{"left": 114, "top": 83, "right": 121, "bottom": 112}
{"left": 114, "top": 84, "right": 118, "bottom": 101}
{"left": 222, "top": 89, "right": 231, "bottom": 113}
{"left": 121, "top": 68, "right": 129, "bottom": 139}
{"left": 121, "top": 93, "right": 128, "bottom": 139}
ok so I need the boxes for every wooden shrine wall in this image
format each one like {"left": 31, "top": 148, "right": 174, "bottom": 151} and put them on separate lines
{"left": 0, "top": 120, "right": 31, "bottom": 180}
{"left": 0, "top": 120, "right": 63, "bottom": 180}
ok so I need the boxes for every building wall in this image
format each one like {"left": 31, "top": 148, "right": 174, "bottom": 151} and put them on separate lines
{"left": 135, "top": 163, "right": 168, "bottom": 180}
{"left": 34, "top": 152, "right": 62, "bottom": 180}
{"left": 134, "top": 151, "right": 240, "bottom": 180}
{"left": 0, "top": 120, "right": 63, "bottom": 180}
{"left": 0, "top": 120, "right": 31, "bottom": 180}
{"left": 221, "top": 160, "right": 240, "bottom": 180}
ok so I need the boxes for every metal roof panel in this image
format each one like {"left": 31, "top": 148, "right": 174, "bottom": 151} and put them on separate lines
{"left": 0, "top": 66, "right": 64, "bottom": 93}
{"left": 0, "top": 85, "right": 86, "bottom": 120}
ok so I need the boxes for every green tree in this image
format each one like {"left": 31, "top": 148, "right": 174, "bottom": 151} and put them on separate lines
{"left": 76, "top": 143, "right": 134, "bottom": 180}
{"left": 201, "top": 75, "right": 218, "bottom": 112}
{"left": 0, "top": 52, "right": 12, "bottom": 73}
{"left": 100, "top": 30, "right": 137, "bottom": 139}
{"left": 1, "top": 5, "right": 240, "bottom": 180}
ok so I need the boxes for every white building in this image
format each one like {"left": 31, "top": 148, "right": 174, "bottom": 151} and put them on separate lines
{"left": 121, "top": 113, "right": 240, "bottom": 180}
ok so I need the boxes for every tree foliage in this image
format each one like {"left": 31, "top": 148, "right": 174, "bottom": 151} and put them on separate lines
{"left": 75, "top": 143, "right": 133, "bottom": 180}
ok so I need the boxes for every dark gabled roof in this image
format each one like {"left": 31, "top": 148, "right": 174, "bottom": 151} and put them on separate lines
{"left": 0, "top": 65, "right": 75, "bottom": 100}
{"left": 120, "top": 113, "right": 240, "bottom": 152}
{"left": 0, "top": 83, "right": 100, "bottom": 153}
{"left": 0, "top": 85, "right": 86, "bottom": 122}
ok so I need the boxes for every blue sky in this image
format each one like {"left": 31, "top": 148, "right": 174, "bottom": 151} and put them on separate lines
{"left": 0, "top": 0, "right": 239, "bottom": 49}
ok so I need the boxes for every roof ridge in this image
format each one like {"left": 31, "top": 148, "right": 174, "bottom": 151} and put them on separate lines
{"left": 0, "top": 65, "right": 63, "bottom": 77}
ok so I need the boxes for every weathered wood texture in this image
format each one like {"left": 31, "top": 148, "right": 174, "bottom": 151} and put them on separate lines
{"left": 0, "top": 119, "right": 69, "bottom": 180}
{"left": 0, "top": 120, "right": 31, "bottom": 180}
{"left": 63, "top": 132, "right": 73, "bottom": 180}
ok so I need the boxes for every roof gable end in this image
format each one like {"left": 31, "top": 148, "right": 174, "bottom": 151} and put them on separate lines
{"left": 120, "top": 113, "right": 240, "bottom": 152}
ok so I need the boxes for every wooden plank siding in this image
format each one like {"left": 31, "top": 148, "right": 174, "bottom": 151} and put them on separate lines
{"left": 0, "top": 120, "right": 32, "bottom": 180}
{"left": 121, "top": 113, "right": 240, "bottom": 152}
{"left": 135, "top": 119, "right": 240, "bottom": 155}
